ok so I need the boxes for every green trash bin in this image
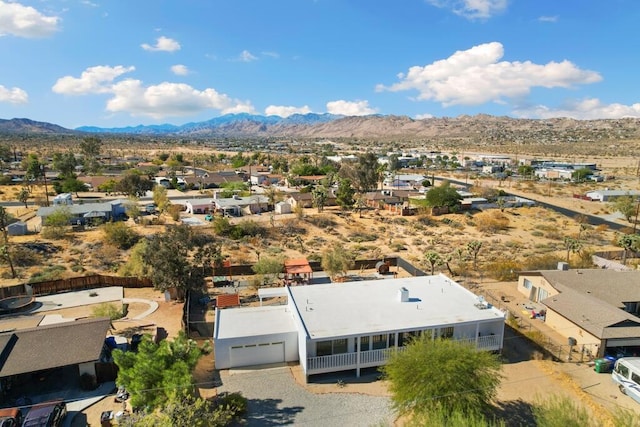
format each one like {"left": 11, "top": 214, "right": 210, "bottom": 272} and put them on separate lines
{"left": 594, "top": 358, "right": 612, "bottom": 373}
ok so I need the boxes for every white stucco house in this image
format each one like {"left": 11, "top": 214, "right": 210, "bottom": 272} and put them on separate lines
{"left": 214, "top": 275, "right": 505, "bottom": 379}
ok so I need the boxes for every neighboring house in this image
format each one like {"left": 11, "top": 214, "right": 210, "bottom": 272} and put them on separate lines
{"left": 184, "top": 199, "right": 214, "bottom": 214}
{"left": 213, "top": 195, "right": 270, "bottom": 217}
{"left": 384, "top": 174, "right": 426, "bottom": 189}
{"left": 250, "top": 173, "right": 282, "bottom": 187}
{"left": 585, "top": 189, "right": 640, "bottom": 202}
{"left": 52, "top": 193, "right": 73, "bottom": 206}
{"left": 0, "top": 317, "right": 112, "bottom": 392}
{"left": 286, "top": 191, "right": 337, "bottom": 209}
{"left": 534, "top": 168, "right": 574, "bottom": 181}
{"left": 364, "top": 190, "right": 415, "bottom": 215}
{"left": 517, "top": 269, "right": 640, "bottom": 358}
{"left": 214, "top": 275, "right": 505, "bottom": 379}
{"left": 36, "top": 200, "right": 127, "bottom": 225}
{"left": 283, "top": 258, "right": 313, "bottom": 285}
{"left": 183, "top": 171, "right": 245, "bottom": 190}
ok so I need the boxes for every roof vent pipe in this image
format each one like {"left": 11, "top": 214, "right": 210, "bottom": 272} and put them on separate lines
{"left": 398, "top": 287, "right": 409, "bottom": 303}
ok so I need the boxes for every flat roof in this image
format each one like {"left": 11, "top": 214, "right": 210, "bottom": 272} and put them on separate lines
{"left": 289, "top": 275, "right": 505, "bottom": 340}
{"left": 215, "top": 306, "right": 296, "bottom": 340}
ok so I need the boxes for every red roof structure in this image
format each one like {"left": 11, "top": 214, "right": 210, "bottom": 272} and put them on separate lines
{"left": 216, "top": 293, "right": 240, "bottom": 308}
{"left": 284, "top": 258, "right": 313, "bottom": 285}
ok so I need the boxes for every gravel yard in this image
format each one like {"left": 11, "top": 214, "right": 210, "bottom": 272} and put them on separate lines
{"left": 217, "top": 366, "right": 394, "bottom": 426}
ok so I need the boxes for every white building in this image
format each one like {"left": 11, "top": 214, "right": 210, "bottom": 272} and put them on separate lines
{"left": 214, "top": 275, "right": 505, "bottom": 379}
{"left": 585, "top": 189, "right": 640, "bottom": 202}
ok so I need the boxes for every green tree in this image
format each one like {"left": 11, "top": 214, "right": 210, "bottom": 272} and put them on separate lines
{"left": 125, "top": 197, "right": 142, "bottom": 223}
{"left": 42, "top": 206, "right": 72, "bottom": 239}
{"left": 563, "top": 236, "right": 582, "bottom": 264}
{"left": 102, "top": 222, "right": 140, "bottom": 250}
{"left": 193, "top": 242, "right": 224, "bottom": 278}
{"left": 425, "top": 181, "right": 462, "bottom": 208}
{"left": 355, "top": 152, "right": 380, "bottom": 192}
{"left": 22, "top": 153, "right": 43, "bottom": 192}
{"left": 79, "top": 136, "right": 102, "bottom": 173}
{"left": 610, "top": 195, "right": 638, "bottom": 223}
{"left": 153, "top": 185, "right": 171, "bottom": 217}
{"left": 617, "top": 233, "right": 640, "bottom": 266}
{"left": 112, "top": 332, "right": 203, "bottom": 411}
{"left": 571, "top": 168, "right": 592, "bottom": 183}
{"left": 17, "top": 187, "right": 30, "bottom": 208}
{"left": 321, "top": 243, "right": 355, "bottom": 280}
{"left": 0, "top": 207, "right": 16, "bottom": 278}
{"left": 251, "top": 256, "right": 284, "bottom": 285}
{"left": 311, "top": 185, "right": 328, "bottom": 213}
{"left": 51, "top": 151, "right": 78, "bottom": 178}
{"left": 59, "top": 176, "right": 87, "bottom": 196}
{"left": 467, "top": 240, "right": 483, "bottom": 271}
{"left": 116, "top": 172, "right": 154, "bottom": 197}
{"left": 381, "top": 337, "right": 502, "bottom": 421}
{"left": 98, "top": 178, "right": 118, "bottom": 195}
{"left": 141, "top": 224, "right": 201, "bottom": 293}
{"left": 335, "top": 178, "right": 355, "bottom": 210}
{"left": 424, "top": 250, "right": 443, "bottom": 275}
{"left": 517, "top": 164, "right": 534, "bottom": 179}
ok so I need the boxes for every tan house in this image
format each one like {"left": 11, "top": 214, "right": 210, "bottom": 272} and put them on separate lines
{"left": 517, "top": 268, "right": 640, "bottom": 358}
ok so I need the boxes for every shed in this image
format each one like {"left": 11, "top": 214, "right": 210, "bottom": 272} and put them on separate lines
{"left": 274, "top": 201, "right": 291, "bottom": 214}
{"left": 7, "top": 221, "right": 27, "bottom": 236}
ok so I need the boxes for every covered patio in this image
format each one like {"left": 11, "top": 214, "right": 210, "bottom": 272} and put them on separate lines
{"left": 284, "top": 258, "right": 313, "bottom": 286}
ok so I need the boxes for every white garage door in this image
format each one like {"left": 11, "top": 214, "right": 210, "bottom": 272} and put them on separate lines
{"left": 230, "top": 342, "right": 285, "bottom": 368}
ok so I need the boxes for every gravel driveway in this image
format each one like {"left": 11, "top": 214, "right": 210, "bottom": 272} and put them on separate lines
{"left": 217, "top": 366, "right": 394, "bottom": 426}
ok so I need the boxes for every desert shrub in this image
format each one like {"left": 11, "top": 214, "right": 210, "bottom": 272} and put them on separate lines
{"left": 522, "top": 254, "right": 561, "bottom": 270}
{"left": 29, "top": 265, "right": 67, "bottom": 283}
{"left": 102, "top": 221, "right": 140, "bottom": 250}
{"left": 532, "top": 395, "right": 594, "bottom": 427}
{"left": 417, "top": 215, "right": 436, "bottom": 227}
{"left": 167, "top": 204, "right": 182, "bottom": 221}
{"left": 474, "top": 211, "right": 510, "bottom": 233}
{"left": 280, "top": 219, "right": 307, "bottom": 236}
{"left": 306, "top": 214, "right": 336, "bottom": 228}
{"left": 390, "top": 217, "right": 409, "bottom": 225}
{"left": 71, "top": 264, "right": 85, "bottom": 273}
{"left": 92, "top": 302, "right": 125, "bottom": 320}
{"left": 485, "top": 258, "right": 521, "bottom": 281}
{"left": 348, "top": 232, "right": 378, "bottom": 242}
{"left": 10, "top": 246, "right": 42, "bottom": 267}
{"left": 390, "top": 240, "right": 408, "bottom": 251}
{"left": 531, "top": 230, "right": 544, "bottom": 237}
{"left": 234, "top": 220, "right": 265, "bottom": 238}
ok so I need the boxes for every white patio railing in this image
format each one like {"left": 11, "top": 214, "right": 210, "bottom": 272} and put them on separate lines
{"left": 307, "top": 335, "right": 501, "bottom": 375}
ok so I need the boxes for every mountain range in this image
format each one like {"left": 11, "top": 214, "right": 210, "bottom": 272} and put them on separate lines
{"left": 1, "top": 114, "right": 640, "bottom": 146}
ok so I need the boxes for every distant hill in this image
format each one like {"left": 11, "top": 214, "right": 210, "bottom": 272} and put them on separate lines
{"left": 0, "top": 118, "right": 76, "bottom": 134}
{"left": 2, "top": 114, "right": 640, "bottom": 149}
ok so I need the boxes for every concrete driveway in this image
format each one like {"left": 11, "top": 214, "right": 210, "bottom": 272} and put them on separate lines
{"left": 217, "top": 366, "right": 394, "bottom": 426}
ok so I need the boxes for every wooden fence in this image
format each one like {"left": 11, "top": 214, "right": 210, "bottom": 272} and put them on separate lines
{"left": 0, "top": 274, "right": 152, "bottom": 299}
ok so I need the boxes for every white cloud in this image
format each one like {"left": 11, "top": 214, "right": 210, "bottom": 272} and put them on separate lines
{"left": 426, "top": 0, "right": 508, "bottom": 20}
{"left": 0, "top": 85, "right": 28, "bottom": 104}
{"left": 261, "top": 51, "right": 280, "bottom": 59}
{"left": 326, "top": 100, "right": 377, "bottom": 116}
{"left": 538, "top": 15, "right": 558, "bottom": 23}
{"left": 141, "top": 36, "right": 181, "bottom": 52}
{"left": 52, "top": 65, "right": 135, "bottom": 95}
{"left": 377, "top": 42, "right": 602, "bottom": 107}
{"left": 0, "top": 0, "right": 59, "bottom": 38}
{"left": 238, "top": 50, "right": 257, "bottom": 62}
{"left": 106, "top": 80, "right": 255, "bottom": 119}
{"left": 513, "top": 98, "right": 640, "bottom": 120}
{"left": 171, "top": 64, "right": 189, "bottom": 76}
{"left": 415, "top": 113, "right": 434, "bottom": 120}
{"left": 265, "top": 105, "right": 312, "bottom": 117}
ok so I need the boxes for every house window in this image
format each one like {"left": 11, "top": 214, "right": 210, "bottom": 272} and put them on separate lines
{"left": 316, "top": 341, "right": 332, "bottom": 357}
{"left": 333, "top": 339, "right": 348, "bottom": 354}
{"left": 523, "top": 279, "right": 532, "bottom": 290}
{"left": 388, "top": 334, "right": 396, "bottom": 348}
{"left": 316, "top": 339, "right": 348, "bottom": 356}
{"left": 440, "top": 327, "right": 454, "bottom": 339}
{"left": 359, "top": 336, "right": 370, "bottom": 352}
{"left": 372, "top": 334, "right": 387, "bottom": 350}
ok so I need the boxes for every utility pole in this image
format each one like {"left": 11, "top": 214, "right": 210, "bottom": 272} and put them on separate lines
{"left": 41, "top": 164, "right": 49, "bottom": 207}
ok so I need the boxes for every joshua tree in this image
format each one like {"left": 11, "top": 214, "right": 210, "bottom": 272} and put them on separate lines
{"left": 467, "top": 240, "right": 483, "bottom": 271}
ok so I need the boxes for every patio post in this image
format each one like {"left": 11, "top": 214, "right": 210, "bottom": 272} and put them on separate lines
{"left": 356, "top": 336, "right": 361, "bottom": 378}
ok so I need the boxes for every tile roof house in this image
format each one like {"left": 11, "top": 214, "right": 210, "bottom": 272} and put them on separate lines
{"left": 214, "top": 275, "right": 505, "bottom": 379}
{"left": 517, "top": 269, "right": 640, "bottom": 358}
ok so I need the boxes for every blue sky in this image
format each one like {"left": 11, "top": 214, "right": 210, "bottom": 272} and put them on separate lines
{"left": 1, "top": 0, "right": 639, "bottom": 128}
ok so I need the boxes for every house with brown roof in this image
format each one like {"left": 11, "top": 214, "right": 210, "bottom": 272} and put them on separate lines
{"left": 517, "top": 268, "right": 640, "bottom": 358}
{"left": 0, "top": 317, "right": 112, "bottom": 392}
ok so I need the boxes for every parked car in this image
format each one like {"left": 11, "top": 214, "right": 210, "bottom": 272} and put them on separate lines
{"left": 21, "top": 400, "right": 66, "bottom": 427}
{"left": 0, "top": 407, "right": 22, "bottom": 427}
{"left": 204, "top": 214, "right": 214, "bottom": 222}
